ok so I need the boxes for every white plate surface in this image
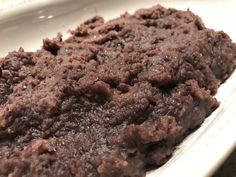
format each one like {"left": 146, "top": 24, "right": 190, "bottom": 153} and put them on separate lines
{"left": 0, "top": 1, "right": 236, "bottom": 177}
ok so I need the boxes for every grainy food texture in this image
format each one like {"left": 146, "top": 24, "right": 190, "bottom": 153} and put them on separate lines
{"left": 0, "top": 5, "right": 235, "bottom": 177}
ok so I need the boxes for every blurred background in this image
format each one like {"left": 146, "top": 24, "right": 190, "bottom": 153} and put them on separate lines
{"left": 0, "top": 0, "right": 30, "bottom": 9}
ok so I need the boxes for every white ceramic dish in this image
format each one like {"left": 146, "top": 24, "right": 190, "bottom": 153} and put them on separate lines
{"left": 0, "top": 1, "right": 236, "bottom": 177}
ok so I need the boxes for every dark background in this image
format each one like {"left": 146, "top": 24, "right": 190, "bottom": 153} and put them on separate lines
{"left": 212, "top": 148, "right": 236, "bottom": 177}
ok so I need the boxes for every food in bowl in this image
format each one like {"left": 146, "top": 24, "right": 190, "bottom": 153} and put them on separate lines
{"left": 0, "top": 5, "right": 235, "bottom": 177}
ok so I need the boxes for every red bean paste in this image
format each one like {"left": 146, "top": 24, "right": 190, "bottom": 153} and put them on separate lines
{"left": 0, "top": 5, "right": 235, "bottom": 177}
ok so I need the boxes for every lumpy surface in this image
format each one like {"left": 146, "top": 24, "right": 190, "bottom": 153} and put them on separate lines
{"left": 0, "top": 5, "right": 235, "bottom": 177}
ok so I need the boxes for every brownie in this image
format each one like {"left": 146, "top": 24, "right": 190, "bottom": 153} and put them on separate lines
{"left": 0, "top": 5, "right": 235, "bottom": 177}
